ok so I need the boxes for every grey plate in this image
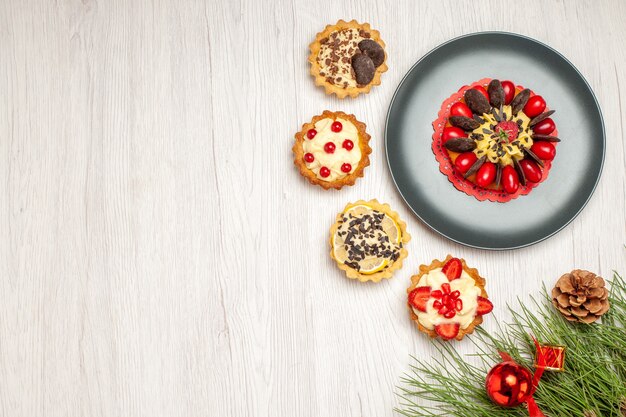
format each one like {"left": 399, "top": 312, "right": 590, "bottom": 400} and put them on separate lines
{"left": 385, "top": 32, "right": 605, "bottom": 250}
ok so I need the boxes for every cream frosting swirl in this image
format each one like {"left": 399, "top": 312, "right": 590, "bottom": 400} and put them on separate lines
{"left": 303, "top": 117, "right": 362, "bottom": 181}
{"left": 412, "top": 268, "right": 481, "bottom": 330}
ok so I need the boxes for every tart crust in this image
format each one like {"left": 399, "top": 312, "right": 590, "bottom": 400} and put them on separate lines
{"left": 407, "top": 255, "right": 489, "bottom": 341}
{"left": 308, "top": 20, "right": 388, "bottom": 99}
{"left": 293, "top": 110, "right": 371, "bottom": 190}
{"left": 329, "top": 199, "right": 410, "bottom": 283}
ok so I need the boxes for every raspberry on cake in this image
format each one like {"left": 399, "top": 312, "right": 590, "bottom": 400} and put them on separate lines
{"left": 407, "top": 255, "right": 493, "bottom": 341}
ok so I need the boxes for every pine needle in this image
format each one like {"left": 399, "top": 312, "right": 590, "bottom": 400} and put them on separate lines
{"left": 396, "top": 271, "right": 626, "bottom": 417}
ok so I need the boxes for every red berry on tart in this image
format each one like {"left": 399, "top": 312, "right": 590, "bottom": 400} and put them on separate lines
{"left": 442, "top": 126, "right": 465, "bottom": 144}
{"left": 293, "top": 111, "right": 372, "bottom": 190}
{"left": 450, "top": 102, "right": 473, "bottom": 118}
{"left": 432, "top": 78, "right": 560, "bottom": 202}
{"left": 501, "top": 80, "right": 515, "bottom": 104}
{"left": 408, "top": 286, "right": 431, "bottom": 312}
{"left": 407, "top": 256, "right": 493, "bottom": 341}
{"left": 441, "top": 257, "right": 463, "bottom": 280}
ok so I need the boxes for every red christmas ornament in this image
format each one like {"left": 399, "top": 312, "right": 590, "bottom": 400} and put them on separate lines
{"left": 485, "top": 359, "right": 534, "bottom": 407}
{"left": 534, "top": 344, "right": 566, "bottom": 372}
{"left": 485, "top": 338, "right": 555, "bottom": 417}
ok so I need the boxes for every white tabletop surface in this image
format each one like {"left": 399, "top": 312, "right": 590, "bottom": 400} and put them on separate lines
{"left": 1, "top": 1, "right": 625, "bottom": 416}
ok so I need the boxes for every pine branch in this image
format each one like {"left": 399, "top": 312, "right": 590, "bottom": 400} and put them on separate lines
{"left": 397, "top": 271, "right": 626, "bottom": 417}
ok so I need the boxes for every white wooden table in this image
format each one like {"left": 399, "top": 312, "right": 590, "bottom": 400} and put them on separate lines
{"left": 1, "top": 1, "right": 625, "bottom": 416}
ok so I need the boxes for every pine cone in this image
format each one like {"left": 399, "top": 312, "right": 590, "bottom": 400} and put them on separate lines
{"left": 551, "top": 270, "right": 609, "bottom": 323}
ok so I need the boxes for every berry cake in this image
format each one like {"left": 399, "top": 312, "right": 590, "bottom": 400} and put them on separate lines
{"left": 293, "top": 111, "right": 371, "bottom": 189}
{"left": 407, "top": 256, "right": 493, "bottom": 340}
{"left": 309, "top": 20, "right": 388, "bottom": 99}
{"left": 432, "top": 78, "right": 560, "bottom": 202}
{"left": 330, "top": 200, "right": 410, "bottom": 282}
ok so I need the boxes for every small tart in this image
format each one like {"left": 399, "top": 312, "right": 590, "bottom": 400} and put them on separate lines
{"left": 407, "top": 255, "right": 493, "bottom": 341}
{"left": 293, "top": 110, "right": 371, "bottom": 189}
{"left": 329, "top": 199, "right": 410, "bottom": 283}
{"left": 309, "top": 20, "right": 388, "bottom": 99}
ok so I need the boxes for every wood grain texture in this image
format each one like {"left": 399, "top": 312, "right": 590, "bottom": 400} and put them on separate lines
{"left": 0, "top": 0, "right": 624, "bottom": 416}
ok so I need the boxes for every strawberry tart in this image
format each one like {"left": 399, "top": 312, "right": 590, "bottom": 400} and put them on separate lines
{"left": 407, "top": 255, "right": 493, "bottom": 340}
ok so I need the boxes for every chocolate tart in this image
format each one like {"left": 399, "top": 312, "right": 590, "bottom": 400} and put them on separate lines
{"left": 329, "top": 199, "right": 410, "bottom": 283}
{"left": 309, "top": 20, "right": 388, "bottom": 99}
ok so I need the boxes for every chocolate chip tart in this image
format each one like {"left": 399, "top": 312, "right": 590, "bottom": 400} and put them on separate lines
{"left": 329, "top": 200, "right": 410, "bottom": 283}
{"left": 406, "top": 256, "right": 493, "bottom": 341}
{"left": 309, "top": 20, "right": 388, "bottom": 99}
{"left": 293, "top": 110, "right": 371, "bottom": 190}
